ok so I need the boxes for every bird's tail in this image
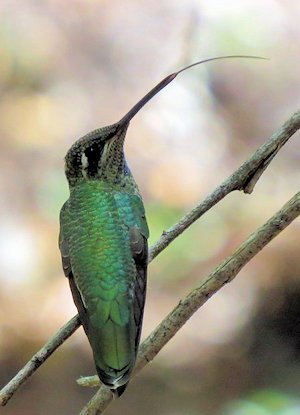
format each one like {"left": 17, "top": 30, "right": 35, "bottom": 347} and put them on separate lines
{"left": 111, "top": 383, "right": 128, "bottom": 398}
{"left": 96, "top": 364, "right": 131, "bottom": 398}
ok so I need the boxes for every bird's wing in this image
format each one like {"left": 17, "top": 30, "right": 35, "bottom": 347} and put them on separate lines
{"left": 59, "top": 211, "right": 91, "bottom": 333}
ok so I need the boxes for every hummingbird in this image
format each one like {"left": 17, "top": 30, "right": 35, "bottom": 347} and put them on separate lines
{"left": 59, "top": 55, "right": 265, "bottom": 397}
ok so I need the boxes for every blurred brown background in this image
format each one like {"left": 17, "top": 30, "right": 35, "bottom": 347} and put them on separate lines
{"left": 0, "top": 1, "right": 300, "bottom": 414}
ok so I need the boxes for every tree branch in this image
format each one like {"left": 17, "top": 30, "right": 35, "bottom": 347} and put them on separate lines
{"left": 79, "top": 191, "right": 300, "bottom": 414}
{"left": 149, "top": 109, "right": 300, "bottom": 261}
{"left": 0, "top": 109, "right": 299, "bottom": 407}
{"left": 0, "top": 315, "right": 80, "bottom": 406}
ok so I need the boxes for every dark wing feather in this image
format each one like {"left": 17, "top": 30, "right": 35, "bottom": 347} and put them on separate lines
{"left": 129, "top": 227, "right": 148, "bottom": 349}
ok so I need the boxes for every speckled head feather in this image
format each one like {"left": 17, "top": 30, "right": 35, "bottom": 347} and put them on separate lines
{"left": 64, "top": 123, "right": 129, "bottom": 186}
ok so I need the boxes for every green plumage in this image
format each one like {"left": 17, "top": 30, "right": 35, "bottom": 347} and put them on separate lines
{"left": 59, "top": 123, "right": 149, "bottom": 395}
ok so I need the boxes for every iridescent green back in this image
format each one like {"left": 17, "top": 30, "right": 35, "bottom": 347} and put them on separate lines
{"left": 60, "top": 179, "right": 148, "bottom": 387}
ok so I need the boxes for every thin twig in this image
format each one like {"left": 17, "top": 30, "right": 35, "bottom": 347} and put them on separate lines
{"left": 79, "top": 192, "right": 300, "bottom": 414}
{"left": 0, "top": 315, "right": 80, "bottom": 406}
{"left": 149, "top": 109, "right": 300, "bottom": 261}
{"left": 0, "top": 109, "right": 299, "bottom": 407}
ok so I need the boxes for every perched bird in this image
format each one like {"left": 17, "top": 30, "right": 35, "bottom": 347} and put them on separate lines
{"left": 59, "top": 55, "right": 264, "bottom": 396}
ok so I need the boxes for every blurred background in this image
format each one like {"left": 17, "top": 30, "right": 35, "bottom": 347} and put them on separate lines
{"left": 0, "top": 1, "right": 299, "bottom": 414}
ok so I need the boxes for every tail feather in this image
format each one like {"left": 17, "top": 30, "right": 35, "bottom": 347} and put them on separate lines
{"left": 112, "top": 384, "right": 128, "bottom": 398}
{"left": 96, "top": 364, "right": 131, "bottom": 397}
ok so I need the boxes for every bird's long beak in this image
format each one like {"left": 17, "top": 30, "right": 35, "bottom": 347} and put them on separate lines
{"left": 117, "top": 55, "right": 267, "bottom": 126}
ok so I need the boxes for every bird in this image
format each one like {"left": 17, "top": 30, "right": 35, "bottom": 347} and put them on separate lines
{"left": 59, "top": 55, "right": 265, "bottom": 396}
